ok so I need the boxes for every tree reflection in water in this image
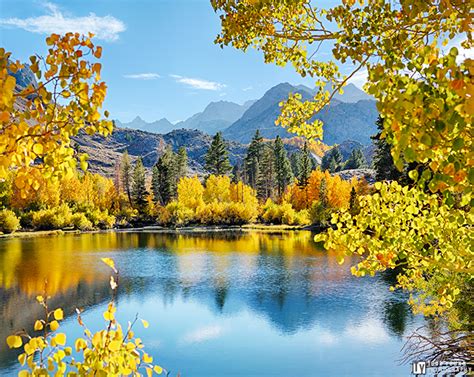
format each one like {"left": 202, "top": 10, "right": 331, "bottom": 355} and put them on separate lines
{"left": 0, "top": 230, "right": 419, "bottom": 372}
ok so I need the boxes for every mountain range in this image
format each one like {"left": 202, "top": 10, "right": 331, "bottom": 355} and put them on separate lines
{"left": 12, "top": 63, "right": 377, "bottom": 177}
{"left": 116, "top": 82, "right": 378, "bottom": 146}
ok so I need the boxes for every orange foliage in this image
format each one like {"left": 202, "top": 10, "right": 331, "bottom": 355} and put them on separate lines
{"left": 287, "top": 169, "right": 358, "bottom": 210}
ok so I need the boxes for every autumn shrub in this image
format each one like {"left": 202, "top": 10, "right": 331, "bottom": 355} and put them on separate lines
{"left": 85, "top": 208, "right": 116, "bottom": 229}
{"left": 261, "top": 199, "right": 310, "bottom": 226}
{"left": 71, "top": 212, "right": 93, "bottom": 231}
{"left": 0, "top": 209, "right": 20, "bottom": 233}
{"left": 31, "top": 204, "right": 73, "bottom": 230}
{"left": 164, "top": 201, "right": 196, "bottom": 226}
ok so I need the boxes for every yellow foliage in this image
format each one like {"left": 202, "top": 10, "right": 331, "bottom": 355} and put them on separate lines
{"left": 0, "top": 34, "right": 113, "bottom": 196}
{"left": 203, "top": 175, "right": 231, "bottom": 203}
{"left": 161, "top": 175, "right": 260, "bottom": 225}
{"left": 7, "top": 259, "right": 164, "bottom": 376}
{"left": 177, "top": 176, "right": 204, "bottom": 210}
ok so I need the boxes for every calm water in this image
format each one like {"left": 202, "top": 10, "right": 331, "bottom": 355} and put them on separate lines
{"left": 0, "top": 231, "right": 421, "bottom": 376}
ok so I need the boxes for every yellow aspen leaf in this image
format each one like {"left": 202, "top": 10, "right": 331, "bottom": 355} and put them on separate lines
{"left": 18, "top": 370, "right": 29, "bottom": 377}
{"left": 18, "top": 353, "right": 26, "bottom": 366}
{"left": 6, "top": 335, "right": 22, "bottom": 349}
{"left": 141, "top": 319, "right": 149, "bottom": 329}
{"left": 75, "top": 338, "right": 87, "bottom": 351}
{"left": 54, "top": 333, "right": 66, "bottom": 346}
{"left": 50, "top": 320, "right": 59, "bottom": 331}
{"left": 103, "top": 310, "right": 115, "bottom": 321}
{"left": 36, "top": 295, "right": 44, "bottom": 303}
{"left": 146, "top": 367, "right": 153, "bottom": 377}
{"left": 32, "top": 143, "right": 43, "bottom": 155}
{"left": 101, "top": 257, "right": 117, "bottom": 272}
{"left": 54, "top": 308, "right": 64, "bottom": 320}
{"left": 143, "top": 353, "right": 153, "bottom": 363}
{"left": 34, "top": 320, "right": 43, "bottom": 331}
{"left": 108, "top": 340, "right": 121, "bottom": 352}
{"left": 154, "top": 365, "right": 163, "bottom": 374}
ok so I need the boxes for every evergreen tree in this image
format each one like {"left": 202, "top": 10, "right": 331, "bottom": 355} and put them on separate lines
{"left": 297, "top": 141, "right": 313, "bottom": 187}
{"left": 345, "top": 148, "right": 367, "bottom": 170}
{"left": 232, "top": 163, "right": 243, "bottom": 184}
{"left": 289, "top": 152, "right": 300, "bottom": 180}
{"left": 257, "top": 144, "right": 276, "bottom": 200}
{"left": 176, "top": 147, "right": 188, "bottom": 179}
{"left": 349, "top": 186, "right": 359, "bottom": 215}
{"left": 205, "top": 132, "right": 232, "bottom": 176}
{"left": 121, "top": 151, "right": 133, "bottom": 205}
{"left": 372, "top": 116, "right": 402, "bottom": 181}
{"left": 152, "top": 147, "right": 177, "bottom": 205}
{"left": 321, "top": 147, "right": 343, "bottom": 173}
{"left": 273, "top": 136, "right": 293, "bottom": 198}
{"left": 319, "top": 177, "right": 328, "bottom": 209}
{"left": 131, "top": 158, "right": 148, "bottom": 211}
{"left": 244, "top": 130, "right": 264, "bottom": 188}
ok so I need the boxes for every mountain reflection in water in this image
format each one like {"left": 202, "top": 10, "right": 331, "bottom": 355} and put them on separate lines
{"left": 0, "top": 231, "right": 419, "bottom": 376}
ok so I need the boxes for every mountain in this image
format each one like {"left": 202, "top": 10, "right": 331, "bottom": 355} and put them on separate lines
{"left": 223, "top": 83, "right": 378, "bottom": 145}
{"left": 115, "top": 116, "right": 176, "bottom": 134}
{"left": 297, "top": 83, "right": 373, "bottom": 103}
{"left": 72, "top": 127, "right": 249, "bottom": 177}
{"left": 174, "top": 100, "right": 255, "bottom": 135}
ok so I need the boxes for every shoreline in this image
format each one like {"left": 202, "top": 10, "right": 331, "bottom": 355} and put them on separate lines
{"left": 0, "top": 223, "right": 315, "bottom": 240}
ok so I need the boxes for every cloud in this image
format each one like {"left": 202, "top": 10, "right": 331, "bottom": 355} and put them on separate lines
{"left": 347, "top": 69, "right": 368, "bottom": 89}
{"left": 242, "top": 86, "right": 253, "bottom": 91}
{"left": 181, "top": 325, "right": 223, "bottom": 344}
{"left": 170, "top": 74, "right": 226, "bottom": 91}
{"left": 344, "top": 319, "right": 390, "bottom": 344}
{"left": 124, "top": 73, "right": 161, "bottom": 80}
{"left": 0, "top": 2, "right": 125, "bottom": 41}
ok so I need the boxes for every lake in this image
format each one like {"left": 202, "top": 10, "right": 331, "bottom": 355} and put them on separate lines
{"left": 0, "top": 230, "right": 421, "bottom": 376}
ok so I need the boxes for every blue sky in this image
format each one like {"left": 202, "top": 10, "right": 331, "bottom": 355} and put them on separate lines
{"left": 0, "top": 0, "right": 362, "bottom": 123}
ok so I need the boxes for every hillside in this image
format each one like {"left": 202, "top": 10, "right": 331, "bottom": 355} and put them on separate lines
{"left": 223, "top": 83, "right": 378, "bottom": 145}
{"left": 72, "top": 128, "right": 248, "bottom": 177}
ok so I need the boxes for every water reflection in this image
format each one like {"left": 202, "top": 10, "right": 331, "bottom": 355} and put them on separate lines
{"left": 0, "top": 231, "right": 419, "bottom": 375}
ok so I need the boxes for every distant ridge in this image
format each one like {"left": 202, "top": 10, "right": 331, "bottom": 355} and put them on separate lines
{"left": 222, "top": 82, "right": 378, "bottom": 145}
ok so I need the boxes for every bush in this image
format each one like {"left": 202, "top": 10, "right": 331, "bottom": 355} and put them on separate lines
{"left": 85, "top": 208, "right": 115, "bottom": 229}
{"left": 71, "top": 213, "right": 93, "bottom": 230}
{"left": 261, "top": 199, "right": 310, "bottom": 226}
{"left": 0, "top": 209, "right": 20, "bottom": 233}
{"left": 162, "top": 201, "right": 196, "bottom": 226}
{"left": 32, "top": 204, "right": 73, "bottom": 230}
{"left": 20, "top": 211, "right": 34, "bottom": 229}
{"left": 309, "top": 202, "right": 332, "bottom": 226}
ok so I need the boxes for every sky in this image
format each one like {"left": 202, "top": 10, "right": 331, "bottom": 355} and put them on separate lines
{"left": 1, "top": 0, "right": 360, "bottom": 123}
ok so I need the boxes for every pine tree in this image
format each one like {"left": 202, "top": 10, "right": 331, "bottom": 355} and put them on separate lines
{"left": 321, "top": 147, "right": 343, "bottom": 173}
{"left": 176, "top": 147, "right": 188, "bottom": 179}
{"left": 257, "top": 144, "right": 276, "bottom": 200}
{"left": 205, "top": 132, "right": 232, "bottom": 176}
{"left": 121, "top": 151, "right": 133, "bottom": 205}
{"left": 319, "top": 177, "right": 328, "bottom": 209}
{"left": 297, "top": 141, "right": 313, "bottom": 187}
{"left": 273, "top": 136, "right": 293, "bottom": 198}
{"left": 345, "top": 148, "right": 367, "bottom": 170}
{"left": 131, "top": 157, "right": 148, "bottom": 211}
{"left": 289, "top": 152, "right": 301, "bottom": 180}
{"left": 372, "top": 116, "right": 402, "bottom": 181}
{"left": 152, "top": 147, "right": 177, "bottom": 205}
{"left": 244, "top": 130, "right": 264, "bottom": 188}
{"left": 349, "top": 186, "right": 359, "bottom": 215}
